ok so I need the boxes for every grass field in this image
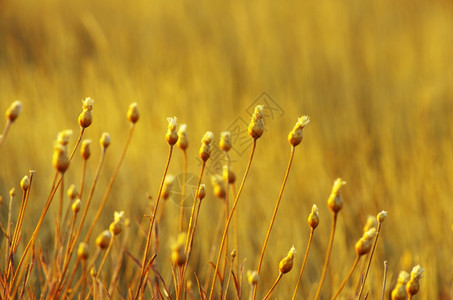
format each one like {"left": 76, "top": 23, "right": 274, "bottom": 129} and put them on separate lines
{"left": 1, "top": 0, "right": 452, "bottom": 299}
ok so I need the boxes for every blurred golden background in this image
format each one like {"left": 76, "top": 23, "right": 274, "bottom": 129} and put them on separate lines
{"left": 1, "top": 0, "right": 452, "bottom": 298}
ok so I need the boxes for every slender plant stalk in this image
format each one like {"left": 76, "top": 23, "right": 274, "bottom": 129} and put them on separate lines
{"left": 79, "top": 157, "right": 88, "bottom": 200}
{"left": 84, "top": 123, "right": 135, "bottom": 242}
{"left": 253, "top": 146, "right": 295, "bottom": 299}
{"left": 263, "top": 273, "right": 282, "bottom": 300}
{"left": 56, "top": 148, "right": 107, "bottom": 298}
{"left": 55, "top": 175, "right": 65, "bottom": 249}
{"left": 177, "top": 161, "right": 205, "bottom": 300}
{"left": 208, "top": 139, "right": 257, "bottom": 300}
{"left": 231, "top": 183, "right": 238, "bottom": 276}
{"left": 179, "top": 149, "right": 187, "bottom": 233}
{"left": 314, "top": 212, "right": 338, "bottom": 300}
{"left": 332, "top": 255, "right": 360, "bottom": 300}
{"left": 0, "top": 120, "right": 12, "bottom": 149}
{"left": 357, "top": 222, "right": 382, "bottom": 299}
{"left": 95, "top": 236, "right": 115, "bottom": 282}
{"left": 291, "top": 228, "right": 315, "bottom": 300}
{"left": 135, "top": 145, "right": 174, "bottom": 299}
{"left": 380, "top": 261, "right": 388, "bottom": 300}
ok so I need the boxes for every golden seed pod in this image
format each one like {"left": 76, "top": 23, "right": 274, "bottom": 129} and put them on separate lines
{"left": 231, "top": 249, "right": 237, "bottom": 259}
{"left": 219, "top": 131, "right": 232, "bottom": 152}
{"left": 171, "top": 233, "right": 187, "bottom": 266}
{"left": 78, "top": 110, "right": 92, "bottom": 128}
{"left": 90, "top": 267, "right": 97, "bottom": 277}
{"left": 406, "top": 265, "right": 424, "bottom": 296}
{"left": 114, "top": 211, "right": 125, "bottom": 223}
{"left": 6, "top": 100, "right": 22, "bottom": 122}
{"left": 308, "top": 204, "right": 319, "bottom": 229}
{"left": 377, "top": 210, "right": 387, "bottom": 223}
{"left": 80, "top": 139, "right": 92, "bottom": 160}
{"left": 67, "top": 184, "right": 78, "bottom": 200}
{"left": 247, "top": 270, "right": 259, "bottom": 286}
{"left": 199, "top": 131, "right": 214, "bottom": 161}
{"left": 288, "top": 116, "right": 310, "bottom": 146}
{"left": 165, "top": 117, "right": 178, "bottom": 146}
{"left": 177, "top": 124, "right": 189, "bottom": 150}
{"left": 72, "top": 199, "right": 81, "bottom": 213}
{"left": 162, "top": 175, "right": 175, "bottom": 200}
{"left": 57, "top": 130, "right": 73, "bottom": 146}
{"left": 186, "top": 280, "right": 193, "bottom": 290}
{"left": 53, "top": 144, "right": 69, "bottom": 173}
{"left": 100, "top": 132, "right": 111, "bottom": 149}
{"left": 327, "top": 178, "right": 346, "bottom": 213}
{"left": 363, "top": 215, "right": 377, "bottom": 232}
{"left": 355, "top": 228, "right": 377, "bottom": 256}
{"left": 248, "top": 105, "right": 264, "bottom": 139}
{"left": 109, "top": 220, "right": 123, "bottom": 235}
{"left": 77, "top": 242, "right": 89, "bottom": 260}
{"left": 20, "top": 175, "right": 30, "bottom": 191}
{"left": 96, "top": 230, "right": 112, "bottom": 249}
{"left": 279, "top": 246, "right": 296, "bottom": 274}
{"left": 223, "top": 165, "right": 236, "bottom": 184}
{"left": 197, "top": 184, "right": 206, "bottom": 201}
{"left": 10, "top": 188, "right": 16, "bottom": 197}
{"left": 391, "top": 271, "right": 410, "bottom": 300}
{"left": 211, "top": 174, "right": 226, "bottom": 199}
{"left": 127, "top": 102, "right": 139, "bottom": 123}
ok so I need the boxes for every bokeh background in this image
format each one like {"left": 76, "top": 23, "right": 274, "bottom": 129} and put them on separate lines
{"left": 1, "top": 0, "right": 452, "bottom": 298}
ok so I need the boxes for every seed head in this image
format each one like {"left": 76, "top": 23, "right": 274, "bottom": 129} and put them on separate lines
{"left": 219, "top": 131, "right": 232, "bottom": 152}
{"left": 211, "top": 174, "right": 226, "bottom": 199}
{"left": 327, "top": 178, "right": 346, "bottom": 213}
{"left": 127, "top": 102, "right": 139, "bottom": 123}
{"left": 109, "top": 220, "right": 123, "bottom": 235}
{"left": 53, "top": 144, "right": 69, "bottom": 173}
{"left": 177, "top": 124, "right": 189, "bottom": 150}
{"left": 77, "top": 242, "right": 89, "bottom": 260}
{"left": 162, "top": 175, "right": 175, "bottom": 200}
{"left": 197, "top": 184, "right": 206, "bottom": 201}
{"left": 279, "top": 246, "right": 296, "bottom": 274}
{"left": 171, "top": 233, "right": 187, "bottom": 266}
{"left": 96, "top": 230, "right": 112, "bottom": 249}
{"left": 288, "top": 116, "right": 310, "bottom": 146}
{"left": 355, "top": 228, "right": 377, "bottom": 256}
{"left": 223, "top": 164, "right": 236, "bottom": 184}
{"left": 90, "top": 267, "right": 97, "bottom": 277}
{"left": 248, "top": 105, "right": 265, "bottom": 139}
{"left": 57, "top": 130, "right": 73, "bottom": 146}
{"left": 363, "top": 215, "right": 378, "bottom": 232}
{"left": 67, "top": 184, "right": 78, "bottom": 200}
{"left": 78, "top": 97, "right": 94, "bottom": 128}
{"left": 165, "top": 117, "right": 178, "bottom": 145}
{"left": 199, "top": 131, "right": 214, "bottom": 161}
{"left": 406, "top": 265, "right": 424, "bottom": 296}
{"left": 72, "top": 199, "right": 81, "bottom": 213}
{"left": 20, "top": 175, "right": 30, "bottom": 191}
{"left": 10, "top": 188, "right": 15, "bottom": 197}
{"left": 6, "top": 101, "right": 22, "bottom": 122}
{"left": 308, "top": 204, "right": 319, "bottom": 229}
{"left": 247, "top": 270, "right": 259, "bottom": 286}
{"left": 391, "top": 271, "right": 410, "bottom": 300}
{"left": 114, "top": 211, "right": 125, "bottom": 223}
{"left": 100, "top": 132, "right": 111, "bottom": 149}
{"left": 80, "top": 139, "right": 92, "bottom": 160}
{"left": 377, "top": 210, "right": 387, "bottom": 223}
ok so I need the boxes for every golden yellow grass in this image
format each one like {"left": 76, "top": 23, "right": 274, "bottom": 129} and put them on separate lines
{"left": 1, "top": 0, "right": 452, "bottom": 298}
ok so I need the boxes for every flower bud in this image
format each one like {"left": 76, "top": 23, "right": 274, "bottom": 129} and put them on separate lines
{"left": 100, "top": 132, "right": 111, "bottom": 149}
{"left": 288, "top": 116, "right": 310, "bottom": 146}
{"left": 327, "top": 178, "right": 346, "bottom": 213}
{"left": 53, "top": 144, "right": 69, "bottom": 173}
{"left": 6, "top": 101, "right": 22, "bottom": 122}
{"left": 72, "top": 199, "right": 81, "bottom": 213}
{"left": 279, "top": 246, "right": 296, "bottom": 274}
{"left": 377, "top": 210, "right": 387, "bottom": 223}
{"left": 247, "top": 270, "right": 259, "bottom": 286}
{"left": 81, "top": 139, "right": 92, "bottom": 160}
{"left": 308, "top": 204, "right": 319, "bottom": 229}
{"left": 96, "top": 230, "right": 112, "bottom": 249}
{"left": 20, "top": 175, "right": 30, "bottom": 191}
{"left": 197, "top": 184, "right": 206, "bottom": 201}
{"left": 199, "top": 131, "right": 214, "bottom": 162}
{"left": 219, "top": 131, "right": 232, "bottom": 152}
{"left": 165, "top": 117, "right": 178, "bottom": 145}
{"left": 127, "top": 102, "right": 139, "bottom": 123}
{"left": 248, "top": 105, "right": 264, "bottom": 139}
{"left": 77, "top": 242, "right": 89, "bottom": 260}
{"left": 67, "top": 184, "right": 78, "bottom": 200}
{"left": 177, "top": 124, "right": 189, "bottom": 150}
